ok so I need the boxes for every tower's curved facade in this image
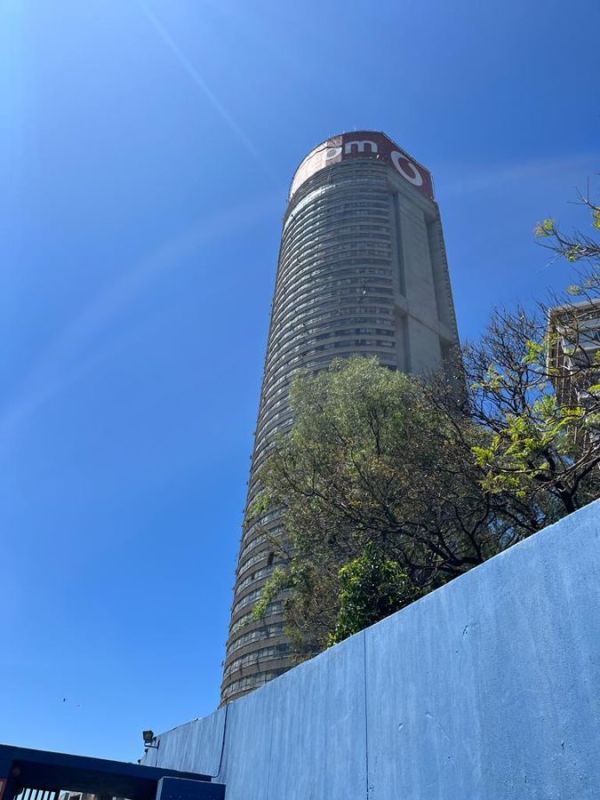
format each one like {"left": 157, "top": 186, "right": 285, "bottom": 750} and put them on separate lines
{"left": 221, "top": 132, "right": 459, "bottom": 704}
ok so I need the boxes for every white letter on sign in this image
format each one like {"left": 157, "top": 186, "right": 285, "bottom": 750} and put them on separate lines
{"left": 344, "top": 140, "right": 378, "bottom": 155}
{"left": 391, "top": 151, "right": 424, "bottom": 187}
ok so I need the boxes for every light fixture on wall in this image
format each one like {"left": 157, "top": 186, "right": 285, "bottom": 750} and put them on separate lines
{"left": 142, "top": 730, "right": 160, "bottom": 749}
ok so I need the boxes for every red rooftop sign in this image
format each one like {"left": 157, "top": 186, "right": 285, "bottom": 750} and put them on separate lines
{"left": 289, "top": 131, "right": 434, "bottom": 200}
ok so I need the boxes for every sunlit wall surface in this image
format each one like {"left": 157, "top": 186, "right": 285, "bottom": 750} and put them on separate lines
{"left": 221, "top": 132, "right": 460, "bottom": 704}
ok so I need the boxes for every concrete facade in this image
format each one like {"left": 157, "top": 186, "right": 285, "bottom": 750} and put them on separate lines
{"left": 146, "top": 500, "right": 600, "bottom": 799}
{"left": 222, "top": 132, "right": 460, "bottom": 703}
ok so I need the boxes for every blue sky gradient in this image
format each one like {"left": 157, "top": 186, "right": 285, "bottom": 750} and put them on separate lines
{"left": 1, "top": 0, "right": 599, "bottom": 761}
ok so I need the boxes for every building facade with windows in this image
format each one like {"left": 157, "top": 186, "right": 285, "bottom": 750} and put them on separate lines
{"left": 221, "top": 131, "right": 460, "bottom": 704}
{"left": 547, "top": 298, "right": 600, "bottom": 408}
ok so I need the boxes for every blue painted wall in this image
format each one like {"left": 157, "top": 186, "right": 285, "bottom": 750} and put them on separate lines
{"left": 143, "top": 500, "right": 600, "bottom": 799}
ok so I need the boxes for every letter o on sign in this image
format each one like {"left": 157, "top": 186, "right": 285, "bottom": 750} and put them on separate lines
{"left": 325, "top": 146, "right": 342, "bottom": 160}
{"left": 391, "top": 151, "right": 423, "bottom": 187}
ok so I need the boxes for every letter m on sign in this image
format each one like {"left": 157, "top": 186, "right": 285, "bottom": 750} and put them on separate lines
{"left": 344, "top": 140, "right": 378, "bottom": 155}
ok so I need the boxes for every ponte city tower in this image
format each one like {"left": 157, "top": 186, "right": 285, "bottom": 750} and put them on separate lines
{"left": 221, "top": 131, "right": 460, "bottom": 704}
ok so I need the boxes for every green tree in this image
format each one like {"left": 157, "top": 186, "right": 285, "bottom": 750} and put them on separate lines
{"left": 468, "top": 187, "right": 600, "bottom": 513}
{"left": 329, "top": 543, "right": 418, "bottom": 645}
{"left": 462, "top": 307, "right": 600, "bottom": 517}
{"left": 534, "top": 187, "right": 600, "bottom": 304}
{"left": 253, "top": 357, "right": 502, "bottom": 657}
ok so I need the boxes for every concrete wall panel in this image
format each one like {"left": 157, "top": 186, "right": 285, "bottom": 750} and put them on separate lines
{"left": 143, "top": 708, "right": 226, "bottom": 776}
{"left": 365, "top": 503, "right": 600, "bottom": 798}
{"left": 264, "top": 632, "right": 367, "bottom": 800}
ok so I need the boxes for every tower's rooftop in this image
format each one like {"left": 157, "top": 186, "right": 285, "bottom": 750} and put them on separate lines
{"left": 289, "top": 130, "right": 433, "bottom": 200}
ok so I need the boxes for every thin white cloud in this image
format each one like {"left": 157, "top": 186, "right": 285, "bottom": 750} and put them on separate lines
{"left": 439, "top": 153, "right": 600, "bottom": 197}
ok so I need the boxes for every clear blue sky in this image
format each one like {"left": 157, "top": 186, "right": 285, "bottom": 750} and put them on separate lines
{"left": 1, "top": 0, "right": 599, "bottom": 762}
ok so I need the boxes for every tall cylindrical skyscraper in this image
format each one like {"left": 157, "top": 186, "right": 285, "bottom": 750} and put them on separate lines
{"left": 221, "top": 132, "right": 459, "bottom": 704}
